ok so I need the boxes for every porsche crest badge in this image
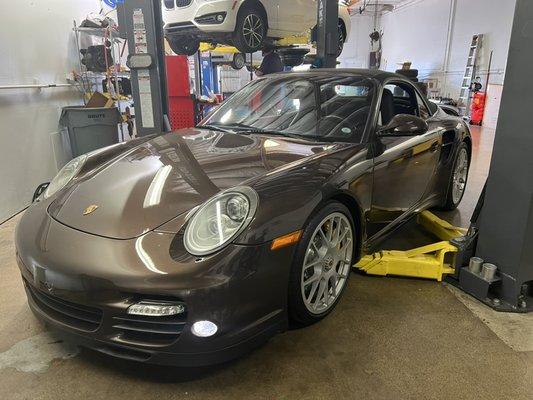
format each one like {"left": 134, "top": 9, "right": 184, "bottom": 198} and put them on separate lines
{"left": 83, "top": 205, "right": 99, "bottom": 216}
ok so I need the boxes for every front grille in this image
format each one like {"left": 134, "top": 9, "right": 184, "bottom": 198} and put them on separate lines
{"left": 26, "top": 282, "right": 103, "bottom": 332}
{"left": 176, "top": 0, "right": 192, "bottom": 7}
{"left": 163, "top": 0, "right": 175, "bottom": 9}
{"left": 112, "top": 314, "right": 186, "bottom": 346}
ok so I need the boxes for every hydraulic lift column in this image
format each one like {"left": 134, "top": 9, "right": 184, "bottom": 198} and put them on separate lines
{"left": 117, "top": 0, "right": 169, "bottom": 136}
{"left": 316, "top": 0, "right": 339, "bottom": 68}
{"left": 456, "top": 0, "right": 533, "bottom": 312}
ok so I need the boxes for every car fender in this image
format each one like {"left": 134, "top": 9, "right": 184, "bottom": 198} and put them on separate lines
{"left": 236, "top": 144, "right": 370, "bottom": 246}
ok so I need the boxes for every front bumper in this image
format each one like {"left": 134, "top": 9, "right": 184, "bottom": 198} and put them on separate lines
{"left": 15, "top": 202, "right": 294, "bottom": 366}
{"left": 163, "top": 0, "right": 239, "bottom": 37}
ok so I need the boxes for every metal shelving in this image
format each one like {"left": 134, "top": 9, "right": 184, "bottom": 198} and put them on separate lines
{"left": 73, "top": 20, "right": 132, "bottom": 141}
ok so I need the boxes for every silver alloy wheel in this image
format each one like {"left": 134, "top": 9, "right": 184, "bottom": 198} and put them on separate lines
{"left": 242, "top": 14, "right": 264, "bottom": 49}
{"left": 301, "top": 212, "right": 353, "bottom": 315}
{"left": 452, "top": 147, "right": 469, "bottom": 204}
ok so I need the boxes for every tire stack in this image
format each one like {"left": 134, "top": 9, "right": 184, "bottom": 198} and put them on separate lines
{"left": 395, "top": 68, "right": 429, "bottom": 97}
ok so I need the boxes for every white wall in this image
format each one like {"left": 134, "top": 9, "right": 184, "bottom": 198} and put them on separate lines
{"left": 0, "top": 0, "right": 100, "bottom": 222}
{"left": 378, "top": 0, "right": 516, "bottom": 98}
{"left": 380, "top": 0, "right": 450, "bottom": 76}
{"left": 339, "top": 14, "right": 375, "bottom": 69}
{"left": 445, "top": 0, "right": 515, "bottom": 97}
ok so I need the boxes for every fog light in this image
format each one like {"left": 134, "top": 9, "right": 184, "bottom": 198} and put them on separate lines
{"left": 127, "top": 301, "right": 185, "bottom": 317}
{"left": 192, "top": 320, "right": 218, "bottom": 337}
{"left": 216, "top": 14, "right": 225, "bottom": 22}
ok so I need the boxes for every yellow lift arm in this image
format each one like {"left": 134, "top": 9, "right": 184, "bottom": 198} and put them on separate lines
{"left": 198, "top": 34, "right": 311, "bottom": 54}
{"left": 355, "top": 211, "right": 467, "bottom": 282}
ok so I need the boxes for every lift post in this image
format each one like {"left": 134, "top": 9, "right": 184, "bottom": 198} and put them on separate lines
{"left": 316, "top": 0, "right": 339, "bottom": 68}
{"left": 117, "top": 0, "right": 169, "bottom": 136}
{"left": 449, "top": 0, "right": 533, "bottom": 312}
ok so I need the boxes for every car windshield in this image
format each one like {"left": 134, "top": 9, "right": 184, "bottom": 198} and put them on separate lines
{"left": 200, "top": 75, "right": 375, "bottom": 142}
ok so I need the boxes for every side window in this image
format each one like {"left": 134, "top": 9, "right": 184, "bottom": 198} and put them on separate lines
{"left": 427, "top": 99, "right": 438, "bottom": 115}
{"left": 380, "top": 83, "right": 417, "bottom": 125}
{"left": 416, "top": 92, "right": 431, "bottom": 120}
{"left": 318, "top": 79, "right": 374, "bottom": 142}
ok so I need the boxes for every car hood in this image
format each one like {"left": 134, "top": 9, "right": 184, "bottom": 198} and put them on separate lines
{"left": 51, "top": 129, "right": 350, "bottom": 239}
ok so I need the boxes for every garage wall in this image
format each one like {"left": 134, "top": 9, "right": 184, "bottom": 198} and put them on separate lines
{"left": 0, "top": 0, "right": 101, "bottom": 223}
{"left": 379, "top": 0, "right": 516, "bottom": 98}
{"left": 338, "top": 14, "right": 375, "bottom": 69}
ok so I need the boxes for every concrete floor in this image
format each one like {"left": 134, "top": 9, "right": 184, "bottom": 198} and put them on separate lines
{"left": 1, "top": 126, "right": 533, "bottom": 400}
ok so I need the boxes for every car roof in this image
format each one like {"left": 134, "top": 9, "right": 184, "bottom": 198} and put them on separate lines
{"left": 266, "top": 69, "right": 407, "bottom": 83}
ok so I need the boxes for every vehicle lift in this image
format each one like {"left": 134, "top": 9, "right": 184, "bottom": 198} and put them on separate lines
{"left": 120, "top": 0, "right": 533, "bottom": 313}
{"left": 357, "top": 0, "right": 533, "bottom": 314}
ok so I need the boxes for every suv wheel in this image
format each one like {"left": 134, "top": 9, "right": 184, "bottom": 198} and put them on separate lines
{"left": 337, "top": 20, "right": 346, "bottom": 57}
{"left": 231, "top": 53, "right": 246, "bottom": 70}
{"left": 233, "top": 7, "right": 267, "bottom": 54}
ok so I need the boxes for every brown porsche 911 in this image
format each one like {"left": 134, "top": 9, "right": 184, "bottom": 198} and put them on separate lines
{"left": 15, "top": 70, "right": 471, "bottom": 366}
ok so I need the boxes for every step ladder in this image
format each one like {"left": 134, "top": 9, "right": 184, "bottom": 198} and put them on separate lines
{"left": 458, "top": 34, "right": 483, "bottom": 118}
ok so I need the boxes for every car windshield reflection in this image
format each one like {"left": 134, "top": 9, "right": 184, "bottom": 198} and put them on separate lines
{"left": 199, "top": 75, "right": 375, "bottom": 143}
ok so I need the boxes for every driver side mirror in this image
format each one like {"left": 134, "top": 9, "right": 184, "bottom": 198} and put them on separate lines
{"left": 377, "top": 114, "right": 429, "bottom": 137}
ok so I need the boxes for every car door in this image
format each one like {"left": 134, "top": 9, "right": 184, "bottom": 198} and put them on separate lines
{"left": 369, "top": 81, "right": 442, "bottom": 224}
{"left": 276, "top": 0, "right": 316, "bottom": 35}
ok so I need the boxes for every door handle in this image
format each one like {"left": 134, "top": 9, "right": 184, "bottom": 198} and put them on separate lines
{"left": 430, "top": 142, "right": 439, "bottom": 152}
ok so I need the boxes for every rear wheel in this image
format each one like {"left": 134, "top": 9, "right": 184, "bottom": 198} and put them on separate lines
{"left": 233, "top": 7, "right": 267, "bottom": 54}
{"left": 311, "top": 20, "right": 347, "bottom": 58}
{"left": 288, "top": 202, "right": 355, "bottom": 327}
{"left": 231, "top": 53, "right": 246, "bottom": 70}
{"left": 167, "top": 37, "right": 200, "bottom": 56}
{"left": 442, "top": 142, "right": 470, "bottom": 210}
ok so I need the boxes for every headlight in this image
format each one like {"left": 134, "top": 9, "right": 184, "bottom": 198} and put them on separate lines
{"left": 44, "top": 155, "right": 87, "bottom": 199}
{"left": 184, "top": 186, "right": 258, "bottom": 256}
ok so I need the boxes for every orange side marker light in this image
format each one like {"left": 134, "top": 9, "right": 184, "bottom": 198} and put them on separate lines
{"left": 271, "top": 230, "right": 303, "bottom": 251}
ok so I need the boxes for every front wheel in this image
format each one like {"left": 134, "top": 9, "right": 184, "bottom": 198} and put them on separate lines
{"left": 232, "top": 7, "right": 267, "bottom": 54}
{"left": 441, "top": 142, "right": 470, "bottom": 210}
{"left": 288, "top": 202, "right": 355, "bottom": 327}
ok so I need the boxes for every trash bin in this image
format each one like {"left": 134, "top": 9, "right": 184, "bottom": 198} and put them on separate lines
{"left": 59, "top": 106, "right": 121, "bottom": 158}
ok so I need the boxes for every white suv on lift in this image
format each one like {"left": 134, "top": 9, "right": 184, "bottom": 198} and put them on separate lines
{"left": 162, "top": 0, "right": 351, "bottom": 56}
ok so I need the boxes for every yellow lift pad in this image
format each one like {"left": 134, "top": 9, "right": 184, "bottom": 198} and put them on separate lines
{"left": 355, "top": 211, "right": 467, "bottom": 282}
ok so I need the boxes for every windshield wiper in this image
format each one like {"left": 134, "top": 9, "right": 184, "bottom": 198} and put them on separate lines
{"left": 199, "top": 123, "right": 326, "bottom": 141}
{"left": 238, "top": 129, "right": 325, "bottom": 141}
{"left": 197, "top": 124, "right": 235, "bottom": 134}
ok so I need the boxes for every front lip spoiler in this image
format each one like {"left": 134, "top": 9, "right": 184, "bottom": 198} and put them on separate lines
{"left": 27, "top": 292, "right": 283, "bottom": 366}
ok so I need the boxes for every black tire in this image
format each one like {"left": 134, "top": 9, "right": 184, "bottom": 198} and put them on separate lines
{"left": 231, "top": 53, "right": 246, "bottom": 70}
{"left": 232, "top": 6, "right": 267, "bottom": 54}
{"left": 441, "top": 142, "right": 470, "bottom": 210}
{"left": 337, "top": 20, "right": 346, "bottom": 57}
{"left": 288, "top": 201, "right": 355, "bottom": 327}
{"left": 167, "top": 37, "right": 200, "bottom": 56}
